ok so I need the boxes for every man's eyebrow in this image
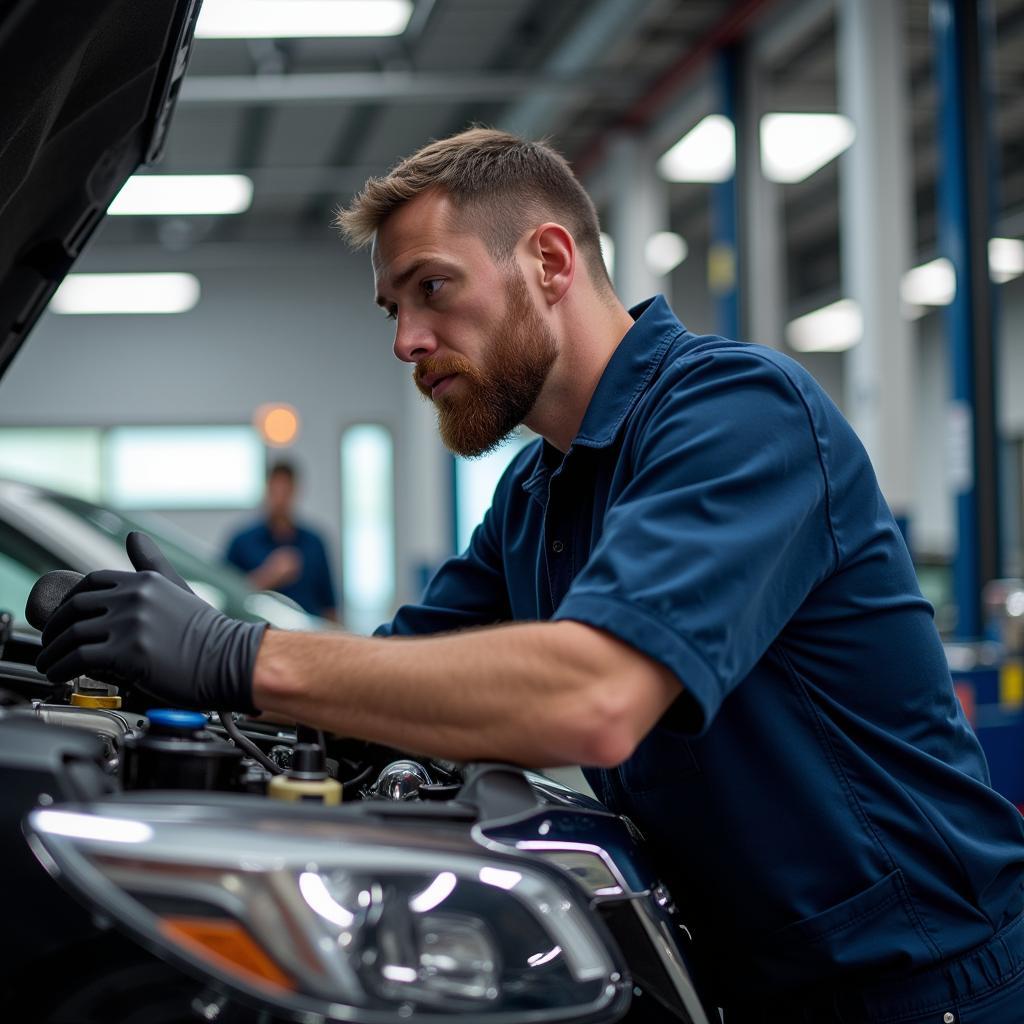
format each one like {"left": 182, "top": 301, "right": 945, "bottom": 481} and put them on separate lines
{"left": 375, "top": 258, "right": 430, "bottom": 307}
{"left": 374, "top": 257, "right": 456, "bottom": 307}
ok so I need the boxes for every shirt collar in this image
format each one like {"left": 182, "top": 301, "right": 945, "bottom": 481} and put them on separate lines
{"left": 575, "top": 294, "right": 684, "bottom": 447}
{"left": 521, "top": 294, "right": 685, "bottom": 497}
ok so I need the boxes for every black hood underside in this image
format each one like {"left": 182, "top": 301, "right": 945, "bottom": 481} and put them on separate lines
{"left": 0, "top": 0, "right": 200, "bottom": 378}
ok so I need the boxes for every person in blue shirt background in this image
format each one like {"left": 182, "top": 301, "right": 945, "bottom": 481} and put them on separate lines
{"left": 38, "top": 128, "right": 1024, "bottom": 1021}
{"left": 224, "top": 460, "right": 337, "bottom": 621}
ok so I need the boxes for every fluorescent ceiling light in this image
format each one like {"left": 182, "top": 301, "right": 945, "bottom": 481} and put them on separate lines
{"left": 644, "top": 232, "right": 688, "bottom": 276}
{"left": 901, "top": 257, "right": 956, "bottom": 307}
{"left": 50, "top": 274, "right": 201, "bottom": 315}
{"left": 786, "top": 299, "right": 862, "bottom": 352}
{"left": 108, "top": 175, "right": 253, "bottom": 216}
{"left": 760, "top": 113, "right": 855, "bottom": 184}
{"left": 990, "top": 237, "right": 1024, "bottom": 283}
{"left": 195, "top": 0, "right": 413, "bottom": 38}
{"left": 900, "top": 240, "right": 1022, "bottom": 314}
{"left": 657, "top": 115, "right": 735, "bottom": 183}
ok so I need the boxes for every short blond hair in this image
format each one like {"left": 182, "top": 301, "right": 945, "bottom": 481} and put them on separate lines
{"left": 335, "top": 127, "right": 612, "bottom": 291}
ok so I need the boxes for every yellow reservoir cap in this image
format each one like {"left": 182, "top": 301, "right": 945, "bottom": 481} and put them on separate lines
{"left": 268, "top": 774, "right": 342, "bottom": 805}
{"left": 70, "top": 693, "right": 122, "bottom": 709}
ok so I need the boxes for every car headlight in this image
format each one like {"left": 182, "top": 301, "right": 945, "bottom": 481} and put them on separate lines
{"left": 26, "top": 801, "right": 630, "bottom": 1022}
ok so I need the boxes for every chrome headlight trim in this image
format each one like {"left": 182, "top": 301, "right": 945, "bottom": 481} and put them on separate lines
{"left": 26, "top": 801, "right": 631, "bottom": 1023}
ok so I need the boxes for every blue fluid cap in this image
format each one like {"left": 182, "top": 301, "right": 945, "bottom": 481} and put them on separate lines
{"left": 146, "top": 708, "right": 208, "bottom": 732}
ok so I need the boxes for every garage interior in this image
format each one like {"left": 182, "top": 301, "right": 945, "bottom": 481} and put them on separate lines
{"left": 1, "top": 0, "right": 1024, "bottom": 1020}
{"left": 0, "top": 2, "right": 1019, "bottom": 728}
{"left": 1, "top": 0, "right": 1022, "bottom": 624}
{"left": 1, "top": 0, "right": 1023, "bottom": 775}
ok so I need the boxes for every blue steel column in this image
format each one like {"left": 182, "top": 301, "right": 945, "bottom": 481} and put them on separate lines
{"left": 710, "top": 47, "right": 741, "bottom": 340}
{"left": 932, "top": 0, "right": 1002, "bottom": 639}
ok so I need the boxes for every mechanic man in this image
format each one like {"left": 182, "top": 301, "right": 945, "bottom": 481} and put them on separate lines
{"left": 36, "top": 129, "right": 1024, "bottom": 1021}
{"left": 224, "top": 459, "right": 337, "bottom": 620}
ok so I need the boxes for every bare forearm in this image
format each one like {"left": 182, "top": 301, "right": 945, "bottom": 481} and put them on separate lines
{"left": 251, "top": 620, "right": 671, "bottom": 767}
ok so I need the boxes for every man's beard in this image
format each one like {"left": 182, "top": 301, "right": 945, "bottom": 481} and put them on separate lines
{"left": 414, "top": 267, "right": 557, "bottom": 458}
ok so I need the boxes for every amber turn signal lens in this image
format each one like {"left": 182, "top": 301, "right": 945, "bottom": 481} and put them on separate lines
{"left": 160, "top": 916, "right": 294, "bottom": 991}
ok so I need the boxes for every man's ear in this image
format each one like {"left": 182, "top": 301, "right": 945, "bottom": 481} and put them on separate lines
{"left": 528, "top": 222, "right": 575, "bottom": 305}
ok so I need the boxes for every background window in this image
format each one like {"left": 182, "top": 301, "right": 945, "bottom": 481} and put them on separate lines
{"left": 0, "top": 428, "right": 102, "bottom": 500}
{"left": 341, "top": 424, "right": 395, "bottom": 634}
{"left": 105, "top": 426, "right": 264, "bottom": 509}
{"left": 454, "top": 432, "right": 534, "bottom": 553}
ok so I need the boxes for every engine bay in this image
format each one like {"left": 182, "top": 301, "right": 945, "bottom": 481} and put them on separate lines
{"left": 0, "top": 634, "right": 464, "bottom": 808}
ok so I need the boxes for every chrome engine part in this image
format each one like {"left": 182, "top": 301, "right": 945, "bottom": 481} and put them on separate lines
{"left": 367, "top": 758, "right": 433, "bottom": 800}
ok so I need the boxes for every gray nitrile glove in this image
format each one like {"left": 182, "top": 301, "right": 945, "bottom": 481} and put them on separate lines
{"left": 36, "top": 531, "right": 267, "bottom": 713}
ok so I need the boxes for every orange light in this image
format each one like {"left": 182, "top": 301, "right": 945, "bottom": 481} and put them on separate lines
{"left": 160, "top": 916, "right": 294, "bottom": 991}
{"left": 255, "top": 403, "right": 299, "bottom": 446}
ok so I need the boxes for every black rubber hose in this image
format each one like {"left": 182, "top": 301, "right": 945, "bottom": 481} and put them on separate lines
{"left": 339, "top": 763, "right": 374, "bottom": 790}
{"left": 218, "top": 710, "right": 284, "bottom": 774}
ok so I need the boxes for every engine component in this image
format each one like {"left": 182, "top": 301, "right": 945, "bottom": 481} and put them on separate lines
{"left": 70, "top": 677, "right": 122, "bottom": 710}
{"left": 268, "top": 741, "right": 342, "bottom": 805}
{"left": 32, "top": 701, "right": 141, "bottom": 767}
{"left": 368, "top": 759, "right": 433, "bottom": 800}
{"left": 32, "top": 702, "right": 139, "bottom": 744}
{"left": 269, "top": 743, "right": 293, "bottom": 769}
{"left": 122, "top": 710, "right": 243, "bottom": 792}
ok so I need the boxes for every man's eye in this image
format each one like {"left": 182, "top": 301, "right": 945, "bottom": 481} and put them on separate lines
{"left": 422, "top": 278, "right": 445, "bottom": 299}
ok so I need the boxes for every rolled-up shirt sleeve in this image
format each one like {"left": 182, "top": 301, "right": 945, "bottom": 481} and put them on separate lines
{"left": 554, "top": 350, "right": 839, "bottom": 735}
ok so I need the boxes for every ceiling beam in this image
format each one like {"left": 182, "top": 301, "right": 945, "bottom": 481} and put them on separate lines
{"left": 750, "top": 0, "right": 835, "bottom": 67}
{"left": 574, "top": 0, "right": 780, "bottom": 177}
{"left": 498, "top": 0, "right": 663, "bottom": 139}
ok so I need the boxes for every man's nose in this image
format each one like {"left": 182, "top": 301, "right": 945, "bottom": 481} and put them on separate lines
{"left": 393, "top": 315, "right": 437, "bottom": 364}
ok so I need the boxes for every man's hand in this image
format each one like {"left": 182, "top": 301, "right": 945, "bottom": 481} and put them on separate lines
{"left": 252, "top": 547, "right": 302, "bottom": 590}
{"left": 35, "top": 532, "right": 267, "bottom": 712}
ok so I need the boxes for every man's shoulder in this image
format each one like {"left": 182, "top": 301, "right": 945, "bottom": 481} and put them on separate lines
{"left": 663, "top": 331, "right": 817, "bottom": 387}
{"left": 650, "top": 331, "right": 840, "bottom": 426}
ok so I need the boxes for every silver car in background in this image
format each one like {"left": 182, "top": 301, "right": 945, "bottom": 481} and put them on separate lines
{"left": 0, "top": 478, "right": 323, "bottom": 633}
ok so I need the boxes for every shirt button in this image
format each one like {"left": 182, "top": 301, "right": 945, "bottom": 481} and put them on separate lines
{"left": 943, "top": 1014, "right": 955, "bottom": 1023}
{"left": 551, "top": 540, "right": 564, "bottom": 554}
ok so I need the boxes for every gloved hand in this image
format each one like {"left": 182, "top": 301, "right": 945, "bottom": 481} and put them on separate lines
{"left": 35, "top": 532, "right": 267, "bottom": 713}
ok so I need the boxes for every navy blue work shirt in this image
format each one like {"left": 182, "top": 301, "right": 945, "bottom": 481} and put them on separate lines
{"left": 377, "top": 296, "right": 1024, "bottom": 1000}
{"left": 225, "top": 520, "right": 336, "bottom": 617}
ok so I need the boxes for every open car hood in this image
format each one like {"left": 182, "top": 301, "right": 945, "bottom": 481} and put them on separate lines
{"left": 0, "top": 0, "right": 201, "bottom": 378}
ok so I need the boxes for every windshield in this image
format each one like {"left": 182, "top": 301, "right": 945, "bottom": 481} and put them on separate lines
{"left": 49, "top": 494, "right": 256, "bottom": 614}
